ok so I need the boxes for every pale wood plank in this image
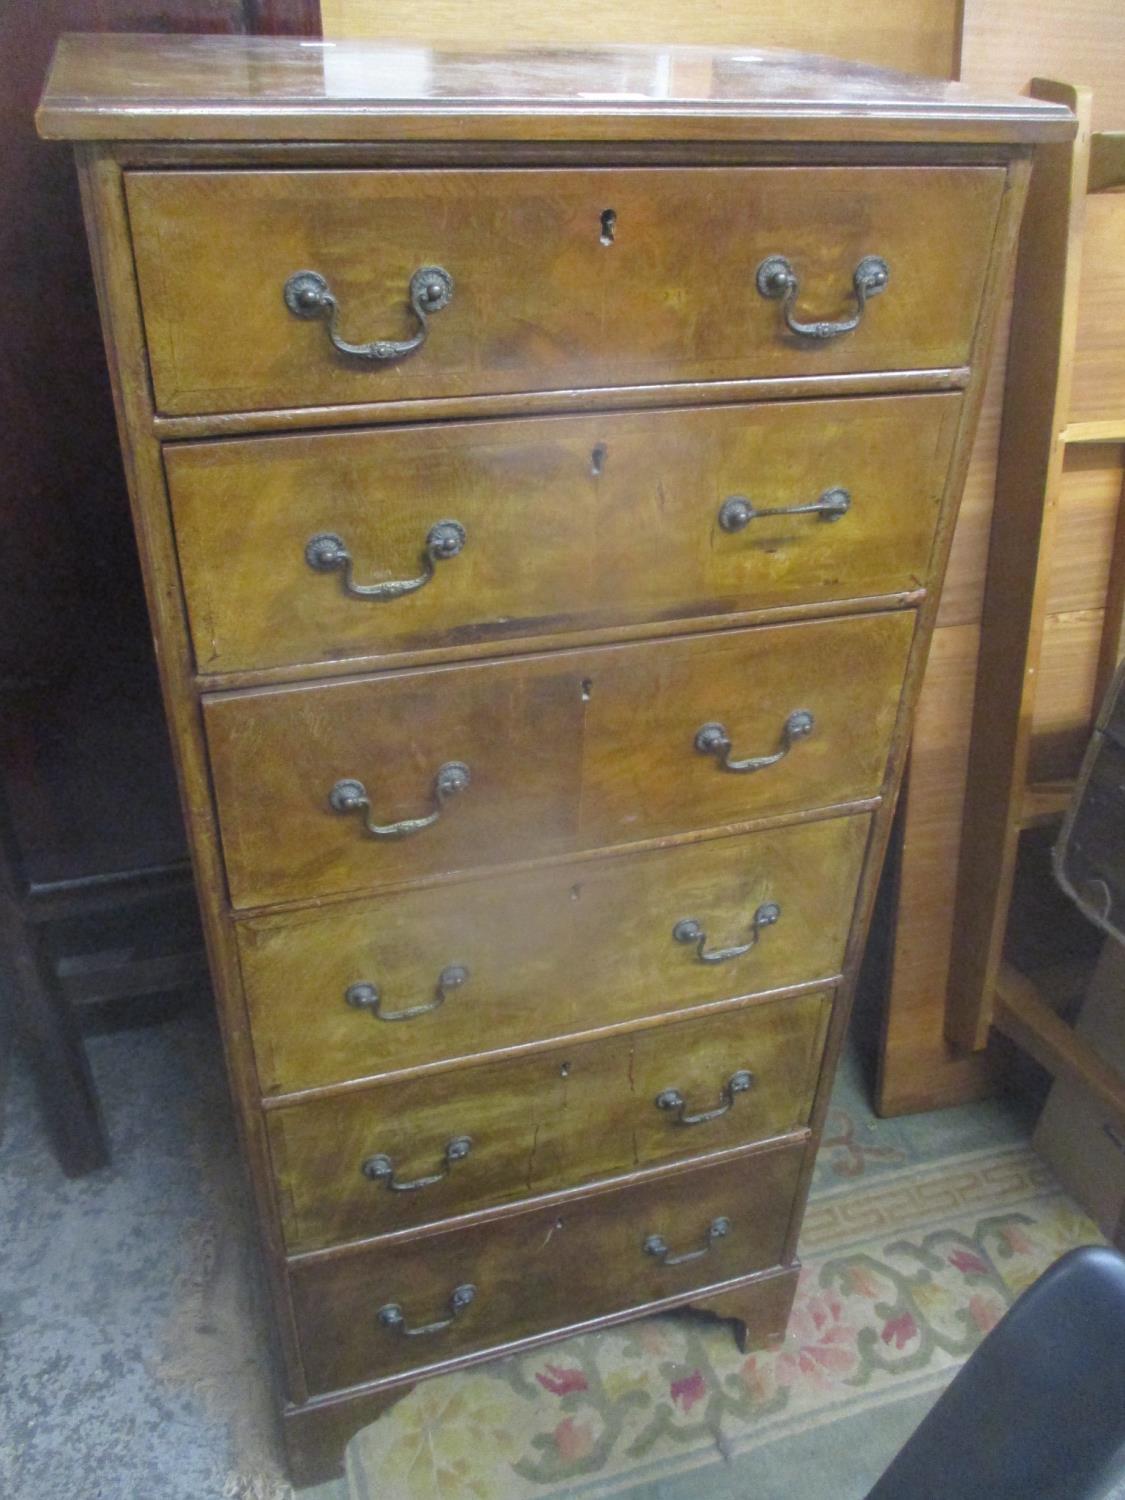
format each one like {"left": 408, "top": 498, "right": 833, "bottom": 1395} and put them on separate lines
{"left": 959, "top": 0, "right": 1125, "bottom": 134}
{"left": 876, "top": 622, "right": 996, "bottom": 1115}
{"left": 1070, "top": 195, "right": 1125, "bottom": 425}
{"left": 1044, "top": 443, "right": 1125, "bottom": 615}
{"left": 1088, "top": 131, "right": 1125, "bottom": 192}
{"left": 946, "top": 82, "right": 1093, "bottom": 1052}
{"left": 322, "top": 0, "right": 962, "bottom": 77}
{"left": 994, "top": 959, "right": 1125, "bottom": 1139}
{"left": 1029, "top": 607, "right": 1105, "bottom": 783}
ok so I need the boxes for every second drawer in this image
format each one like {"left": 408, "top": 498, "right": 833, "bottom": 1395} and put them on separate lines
{"left": 167, "top": 394, "right": 959, "bottom": 675}
{"left": 267, "top": 991, "right": 829, "bottom": 1252}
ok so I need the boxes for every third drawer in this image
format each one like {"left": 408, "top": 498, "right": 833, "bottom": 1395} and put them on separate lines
{"left": 167, "top": 393, "right": 960, "bottom": 675}
{"left": 206, "top": 610, "right": 912, "bottom": 908}
{"left": 239, "top": 810, "right": 869, "bottom": 1095}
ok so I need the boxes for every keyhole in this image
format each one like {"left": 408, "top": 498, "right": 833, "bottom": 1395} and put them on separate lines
{"left": 600, "top": 209, "right": 617, "bottom": 246}
{"left": 560, "top": 1061, "right": 571, "bottom": 1078}
{"left": 591, "top": 442, "right": 607, "bottom": 477}
{"left": 580, "top": 679, "right": 593, "bottom": 702}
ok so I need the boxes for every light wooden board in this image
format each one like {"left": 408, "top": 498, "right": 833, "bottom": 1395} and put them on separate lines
{"left": 877, "top": 622, "right": 995, "bottom": 1114}
{"left": 935, "top": 278, "right": 1015, "bottom": 629}
{"left": 1070, "top": 195, "right": 1125, "bottom": 425}
{"left": 1045, "top": 444, "right": 1125, "bottom": 614}
{"left": 1028, "top": 607, "right": 1106, "bottom": 784}
{"left": 322, "top": 0, "right": 962, "bottom": 77}
{"left": 959, "top": 0, "right": 1125, "bottom": 133}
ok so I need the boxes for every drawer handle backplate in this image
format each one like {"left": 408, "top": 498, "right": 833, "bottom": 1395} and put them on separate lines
{"left": 284, "top": 265, "right": 454, "bottom": 362}
{"left": 719, "top": 487, "right": 851, "bottom": 531}
{"left": 362, "top": 1134, "right": 473, "bottom": 1192}
{"left": 346, "top": 964, "right": 469, "bottom": 1023}
{"left": 306, "top": 521, "right": 466, "bottom": 601}
{"left": 656, "top": 1068, "right": 754, "bottom": 1126}
{"left": 695, "top": 710, "right": 814, "bottom": 773}
{"left": 673, "top": 900, "right": 780, "bottom": 964}
{"left": 378, "top": 1282, "right": 476, "bottom": 1337}
{"left": 329, "top": 762, "right": 470, "bottom": 839}
{"left": 756, "top": 253, "right": 888, "bottom": 340}
{"left": 644, "top": 1215, "right": 732, "bottom": 1266}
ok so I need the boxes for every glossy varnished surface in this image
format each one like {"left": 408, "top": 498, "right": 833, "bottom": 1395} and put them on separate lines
{"left": 169, "top": 395, "right": 960, "bottom": 674}
{"left": 129, "top": 166, "right": 1003, "bottom": 416}
{"left": 288, "top": 1142, "right": 803, "bottom": 1394}
{"left": 239, "top": 813, "right": 868, "bottom": 1095}
{"left": 45, "top": 30, "right": 1045, "bottom": 1480}
{"left": 204, "top": 612, "right": 912, "bottom": 909}
{"left": 37, "top": 34, "right": 1075, "bottom": 143}
{"left": 268, "top": 992, "right": 828, "bottom": 1251}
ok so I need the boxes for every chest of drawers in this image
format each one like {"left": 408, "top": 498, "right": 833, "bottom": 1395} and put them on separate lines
{"left": 37, "top": 33, "right": 1071, "bottom": 1482}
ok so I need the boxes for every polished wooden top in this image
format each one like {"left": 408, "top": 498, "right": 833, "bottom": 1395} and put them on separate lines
{"left": 37, "top": 33, "right": 1074, "bottom": 145}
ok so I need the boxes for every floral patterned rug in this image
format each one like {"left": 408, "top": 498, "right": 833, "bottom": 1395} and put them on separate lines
{"left": 342, "top": 1140, "right": 1100, "bottom": 1500}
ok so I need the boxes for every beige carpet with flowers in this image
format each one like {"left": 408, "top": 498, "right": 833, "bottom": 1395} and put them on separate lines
{"left": 341, "top": 1137, "right": 1097, "bottom": 1500}
{"left": 142, "top": 1033, "right": 1102, "bottom": 1500}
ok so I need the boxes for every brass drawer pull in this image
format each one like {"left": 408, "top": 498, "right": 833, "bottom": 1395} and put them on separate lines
{"left": 283, "top": 265, "right": 454, "bottom": 362}
{"left": 345, "top": 964, "right": 469, "bottom": 1022}
{"left": 756, "top": 254, "right": 889, "bottom": 340}
{"left": 719, "top": 487, "right": 851, "bottom": 531}
{"left": 362, "top": 1134, "right": 472, "bottom": 1191}
{"left": 644, "top": 1215, "right": 732, "bottom": 1266}
{"left": 306, "top": 521, "right": 466, "bottom": 601}
{"left": 378, "top": 1283, "right": 476, "bottom": 1338}
{"left": 672, "top": 900, "right": 780, "bottom": 964}
{"left": 655, "top": 1068, "right": 754, "bottom": 1125}
{"left": 329, "top": 761, "right": 470, "bottom": 839}
{"left": 695, "top": 710, "right": 814, "bottom": 773}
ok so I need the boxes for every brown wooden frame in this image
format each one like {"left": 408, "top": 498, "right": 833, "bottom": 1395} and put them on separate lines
{"left": 948, "top": 82, "right": 1125, "bottom": 1057}
{"left": 66, "top": 124, "right": 1030, "bottom": 1479}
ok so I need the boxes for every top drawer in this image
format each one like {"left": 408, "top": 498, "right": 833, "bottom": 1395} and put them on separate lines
{"left": 126, "top": 166, "right": 1005, "bottom": 417}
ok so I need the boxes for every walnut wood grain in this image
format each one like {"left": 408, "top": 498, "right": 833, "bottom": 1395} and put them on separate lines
{"left": 288, "top": 1141, "right": 803, "bottom": 1394}
{"left": 167, "top": 394, "right": 960, "bottom": 675}
{"left": 204, "top": 611, "right": 914, "bottom": 908}
{"left": 45, "top": 37, "right": 1059, "bottom": 1483}
{"left": 239, "top": 812, "right": 868, "bottom": 1095}
{"left": 127, "top": 164, "right": 1003, "bottom": 417}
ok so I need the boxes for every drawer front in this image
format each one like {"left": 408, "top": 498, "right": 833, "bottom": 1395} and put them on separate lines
{"left": 269, "top": 991, "right": 829, "bottom": 1252}
{"left": 289, "top": 1142, "right": 802, "bottom": 1394}
{"left": 205, "top": 611, "right": 912, "bottom": 909}
{"left": 168, "top": 394, "right": 960, "bottom": 675}
{"left": 240, "top": 812, "right": 868, "bottom": 1095}
{"left": 127, "top": 166, "right": 1004, "bottom": 416}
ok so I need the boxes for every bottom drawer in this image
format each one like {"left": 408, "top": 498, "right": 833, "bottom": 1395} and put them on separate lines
{"left": 289, "top": 1142, "right": 803, "bottom": 1395}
